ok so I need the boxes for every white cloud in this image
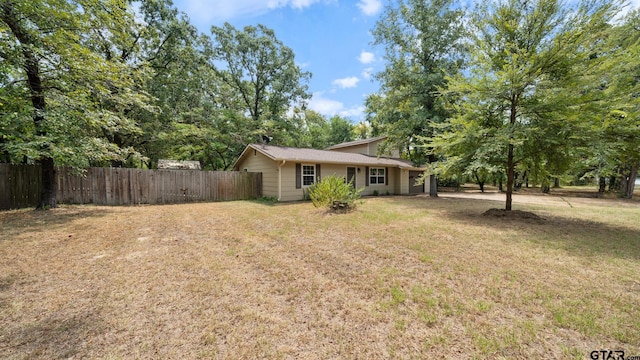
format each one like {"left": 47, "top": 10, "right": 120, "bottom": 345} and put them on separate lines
{"left": 362, "top": 67, "right": 374, "bottom": 80}
{"left": 332, "top": 76, "right": 360, "bottom": 88}
{"left": 358, "top": 51, "right": 375, "bottom": 64}
{"left": 182, "top": 0, "right": 323, "bottom": 23}
{"left": 268, "top": 0, "right": 318, "bottom": 9}
{"left": 339, "top": 106, "right": 365, "bottom": 118}
{"left": 308, "top": 93, "right": 365, "bottom": 119}
{"left": 357, "top": 0, "right": 382, "bottom": 16}
{"left": 308, "top": 93, "right": 345, "bottom": 115}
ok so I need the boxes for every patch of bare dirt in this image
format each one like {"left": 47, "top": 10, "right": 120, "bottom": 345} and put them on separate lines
{"left": 482, "top": 208, "right": 545, "bottom": 222}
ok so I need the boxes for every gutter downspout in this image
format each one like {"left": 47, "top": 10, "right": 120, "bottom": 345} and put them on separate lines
{"left": 278, "top": 160, "right": 286, "bottom": 201}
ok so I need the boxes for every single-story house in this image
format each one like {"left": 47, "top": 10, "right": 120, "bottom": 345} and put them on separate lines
{"left": 233, "top": 136, "right": 428, "bottom": 201}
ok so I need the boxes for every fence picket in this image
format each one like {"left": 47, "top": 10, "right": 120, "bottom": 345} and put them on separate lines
{"left": 0, "top": 164, "right": 262, "bottom": 210}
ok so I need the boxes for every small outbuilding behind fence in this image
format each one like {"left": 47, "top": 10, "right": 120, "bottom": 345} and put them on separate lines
{"left": 157, "top": 159, "right": 202, "bottom": 170}
{"left": 0, "top": 164, "right": 262, "bottom": 210}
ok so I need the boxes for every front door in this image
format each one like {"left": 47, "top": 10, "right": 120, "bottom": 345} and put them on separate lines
{"left": 346, "top": 167, "right": 356, "bottom": 188}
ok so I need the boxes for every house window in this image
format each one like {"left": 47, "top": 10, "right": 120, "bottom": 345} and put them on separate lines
{"left": 302, "top": 164, "right": 315, "bottom": 186}
{"left": 369, "top": 167, "right": 385, "bottom": 185}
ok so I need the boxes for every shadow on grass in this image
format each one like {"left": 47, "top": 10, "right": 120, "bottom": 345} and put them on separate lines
{"left": 1, "top": 310, "right": 105, "bottom": 358}
{"left": 0, "top": 206, "right": 113, "bottom": 239}
{"left": 386, "top": 195, "right": 640, "bottom": 262}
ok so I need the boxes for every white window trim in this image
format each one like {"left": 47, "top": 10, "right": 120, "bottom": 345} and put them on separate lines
{"left": 302, "top": 163, "right": 316, "bottom": 187}
{"left": 369, "top": 167, "right": 386, "bottom": 186}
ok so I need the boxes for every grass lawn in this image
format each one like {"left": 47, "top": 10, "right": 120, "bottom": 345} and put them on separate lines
{"left": 1, "top": 192, "right": 639, "bottom": 359}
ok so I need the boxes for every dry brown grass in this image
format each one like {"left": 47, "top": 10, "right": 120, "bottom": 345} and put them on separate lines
{"left": 1, "top": 192, "right": 639, "bottom": 359}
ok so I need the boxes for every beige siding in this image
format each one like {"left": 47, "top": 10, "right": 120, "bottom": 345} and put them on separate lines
{"left": 319, "top": 164, "right": 349, "bottom": 180}
{"left": 360, "top": 166, "right": 396, "bottom": 196}
{"left": 316, "top": 164, "right": 400, "bottom": 196}
{"left": 329, "top": 139, "right": 400, "bottom": 158}
{"left": 424, "top": 172, "right": 431, "bottom": 194}
{"left": 280, "top": 163, "right": 354, "bottom": 201}
{"left": 369, "top": 140, "right": 401, "bottom": 158}
{"left": 395, "top": 169, "right": 404, "bottom": 194}
{"left": 279, "top": 163, "right": 406, "bottom": 201}
{"left": 237, "top": 151, "right": 278, "bottom": 198}
{"left": 239, "top": 154, "right": 425, "bottom": 201}
{"left": 279, "top": 162, "right": 301, "bottom": 201}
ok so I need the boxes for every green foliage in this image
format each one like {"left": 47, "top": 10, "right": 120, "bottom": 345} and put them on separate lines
{"left": 327, "top": 115, "right": 355, "bottom": 146}
{"left": 368, "top": 0, "right": 466, "bottom": 167}
{"left": 286, "top": 110, "right": 355, "bottom": 149}
{"left": 0, "top": 0, "right": 153, "bottom": 169}
{"left": 0, "top": 0, "right": 321, "bottom": 206}
{"left": 254, "top": 196, "right": 278, "bottom": 205}
{"left": 210, "top": 23, "right": 311, "bottom": 141}
{"left": 432, "top": 0, "right": 617, "bottom": 209}
{"left": 577, "top": 10, "right": 640, "bottom": 198}
{"left": 307, "top": 175, "right": 363, "bottom": 212}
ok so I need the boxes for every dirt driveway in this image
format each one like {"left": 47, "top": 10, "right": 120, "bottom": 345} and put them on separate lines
{"left": 438, "top": 190, "right": 640, "bottom": 209}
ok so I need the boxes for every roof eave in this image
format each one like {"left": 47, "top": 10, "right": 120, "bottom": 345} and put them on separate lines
{"left": 232, "top": 144, "right": 279, "bottom": 170}
{"left": 324, "top": 135, "right": 388, "bottom": 150}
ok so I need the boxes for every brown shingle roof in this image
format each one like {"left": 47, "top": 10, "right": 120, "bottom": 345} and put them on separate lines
{"left": 236, "top": 144, "right": 424, "bottom": 170}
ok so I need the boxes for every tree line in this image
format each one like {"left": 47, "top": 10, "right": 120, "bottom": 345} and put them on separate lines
{"left": 0, "top": 0, "right": 363, "bottom": 208}
{"left": 367, "top": 0, "right": 639, "bottom": 209}
{"left": 3, "top": 0, "right": 639, "bottom": 210}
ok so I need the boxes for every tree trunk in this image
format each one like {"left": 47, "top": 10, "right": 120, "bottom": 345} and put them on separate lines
{"left": 505, "top": 97, "right": 518, "bottom": 211}
{"left": 38, "top": 157, "right": 57, "bottom": 209}
{"left": 474, "top": 173, "right": 485, "bottom": 193}
{"left": 598, "top": 176, "right": 606, "bottom": 193}
{"left": 2, "top": 2, "right": 57, "bottom": 209}
{"left": 609, "top": 175, "right": 617, "bottom": 192}
{"left": 541, "top": 182, "right": 550, "bottom": 193}
{"left": 428, "top": 154, "right": 438, "bottom": 197}
{"left": 624, "top": 163, "right": 637, "bottom": 199}
{"left": 617, "top": 167, "right": 628, "bottom": 198}
{"left": 553, "top": 177, "right": 560, "bottom": 188}
{"left": 506, "top": 143, "right": 514, "bottom": 210}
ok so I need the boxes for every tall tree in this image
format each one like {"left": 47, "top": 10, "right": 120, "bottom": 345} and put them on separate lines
{"left": 434, "top": 0, "right": 616, "bottom": 210}
{"left": 589, "top": 10, "right": 640, "bottom": 198}
{"left": 327, "top": 115, "right": 355, "bottom": 146}
{"left": 210, "top": 23, "right": 311, "bottom": 145}
{"left": 368, "top": 0, "right": 466, "bottom": 197}
{"left": 0, "top": 0, "right": 150, "bottom": 208}
{"left": 134, "top": 0, "right": 228, "bottom": 169}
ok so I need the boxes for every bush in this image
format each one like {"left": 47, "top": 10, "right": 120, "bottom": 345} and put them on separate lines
{"left": 255, "top": 196, "right": 277, "bottom": 204}
{"left": 307, "top": 174, "right": 363, "bottom": 212}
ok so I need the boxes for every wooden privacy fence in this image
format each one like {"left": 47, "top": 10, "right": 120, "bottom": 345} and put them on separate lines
{"left": 0, "top": 164, "right": 262, "bottom": 210}
{"left": 0, "top": 164, "right": 42, "bottom": 210}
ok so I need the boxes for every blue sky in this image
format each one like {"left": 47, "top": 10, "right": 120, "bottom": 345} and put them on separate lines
{"left": 169, "top": 0, "right": 640, "bottom": 124}
{"left": 171, "top": 0, "right": 385, "bottom": 123}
